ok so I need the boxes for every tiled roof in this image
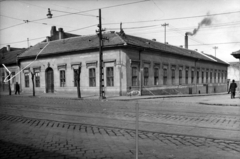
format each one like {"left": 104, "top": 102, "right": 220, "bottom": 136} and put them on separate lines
{"left": 203, "top": 54, "right": 229, "bottom": 65}
{"left": 229, "top": 62, "right": 239, "bottom": 68}
{"left": 232, "top": 50, "right": 240, "bottom": 58}
{"left": 0, "top": 48, "right": 26, "bottom": 66}
{"left": 19, "top": 33, "right": 124, "bottom": 58}
{"left": 18, "top": 32, "right": 228, "bottom": 65}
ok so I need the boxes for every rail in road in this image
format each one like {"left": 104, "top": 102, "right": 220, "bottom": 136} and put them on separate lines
{"left": 0, "top": 114, "right": 240, "bottom": 159}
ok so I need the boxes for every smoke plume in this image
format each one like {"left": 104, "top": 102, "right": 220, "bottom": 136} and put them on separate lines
{"left": 187, "top": 14, "right": 213, "bottom": 36}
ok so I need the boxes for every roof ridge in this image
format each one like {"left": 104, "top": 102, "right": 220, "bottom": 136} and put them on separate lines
{"left": 114, "top": 32, "right": 127, "bottom": 45}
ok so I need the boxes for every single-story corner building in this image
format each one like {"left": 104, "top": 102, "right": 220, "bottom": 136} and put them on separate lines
{"left": 17, "top": 26, "right": 229, "bottom": 96}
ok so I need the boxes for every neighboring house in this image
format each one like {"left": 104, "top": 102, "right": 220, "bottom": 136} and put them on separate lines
{"left": 231, "top": 50, "right": 240, "bottom": 91}
{"left": 228, "top": 62, "right": 239, "bottom": 82}
{"left": 0, "top": 46, "right": 26, "bottom": 92}
{"left": 232, "top": 50, "right": 240, "bottom": 59}
{"left": 17, "top": 27, "right": 229, "bottom": 96}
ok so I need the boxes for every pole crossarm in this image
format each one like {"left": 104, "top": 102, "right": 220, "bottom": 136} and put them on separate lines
{"left": 161, "top": 23, "right": 169, "bottom": 44}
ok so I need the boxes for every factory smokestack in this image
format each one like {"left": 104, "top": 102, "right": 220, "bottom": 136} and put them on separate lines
{"left": 187, "top": 14, "right": 213, "bottom": 36}
{"left": 185, "top": 33, "right": 188, "bottom": 49}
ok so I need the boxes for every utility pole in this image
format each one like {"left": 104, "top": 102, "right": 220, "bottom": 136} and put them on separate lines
{"left": 96, "top": 9, "right": 107, "bottom": 100}
{"left": 213, "top": 46, "right": 218, "bottom": 57}
{"left": 27, "top": 38, "right": 30, "bottom": 48}
{"left": 161, "top": 23, "right": 169, "bottom": 44}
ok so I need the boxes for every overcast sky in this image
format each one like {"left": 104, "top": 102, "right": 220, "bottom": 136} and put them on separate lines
{"left": 0, "top": 0, "right": 240, "bottom": 62}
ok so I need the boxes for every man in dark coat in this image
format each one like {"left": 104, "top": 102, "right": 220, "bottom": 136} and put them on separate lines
{"left": 15, "top": 82, "right": 20, "bottom": 95}
{"left": 228, "top": 80, "right": 237, "bottom": 99}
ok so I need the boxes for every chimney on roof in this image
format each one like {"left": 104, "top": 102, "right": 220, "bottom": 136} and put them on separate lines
{"left": 58, "top": 28, "right": 64, "bottom": 40}
{"left": 180, "top": 45, "right": 183, "bottom": 48}
{"left": 152, "top": 39, "right": 156, "bottom": 41}
{"left": 46, "top": 36, "right": 50, "bottom": 42}
{"left": 185, "top": 32, "right": 188, "bottom": 49}
{"left": 7, "top": 45, "right": 10, "bottom": 52}
{"left": 50, "top": 26, "right": 57, "bottom": 36}
{"left": 119, "top": 22, "right": 125, "bottom": 35}
{"left": 195, "top": 49, "right": 198, "bottom": 51}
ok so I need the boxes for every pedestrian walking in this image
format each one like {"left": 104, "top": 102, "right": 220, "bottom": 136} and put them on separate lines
{"left": 228, "top": 80, "right": 237, "bottom": 99}
{"left": 15, "top": 82, "right": 20, "bottom": 95}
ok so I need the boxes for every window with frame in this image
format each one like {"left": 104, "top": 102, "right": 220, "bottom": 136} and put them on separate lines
{"left": 1, "top": 72, "right": 5, "bottom": 83}
{"left": 154, "top": 67, "right": 159, "bottom": 85}
{"left": 214, "top": 72, "right": 216, "bottom": 83}
{"left": 25, "top": 73, "right": 29, "bottom": 87}
{"left": 218, "top": 72, "right": 220, "bottom": 83}
{"left": 225, "top": 71, "right": 227, "bottom": 81}
{"left": 191, "top": 70, "right": 194, "bottom": 84}
{"left": 60, "top": 70, "right": 66, "bottom": 87}
{"left": 179, "top": 69, "right": 182, "bottom": 85}
{"left": 143, "top": 67, "right": 149, "bottom": 86}
{"left": 132, "top": 67, "right": 138, "bottom": 86}
{"left": 206, "top": 72, "right": 208, "bottom": 83}
{"left": 222, "top": 72, "right": 224, "bottom": 83}
{"left": 89, "top": 68, "right": 96, "bottom": 87}
{"left": 197, "top": 71, "right": 199, "bottom": 84}
{"left": 12, "top": 72, "right": 16, "bottom": 84}
{"left": 210, "top": 72, "right": 212, "bottom": 83}
{"left": 163, "top": 68, "right": 167, "bottom": 85}
{"left": 202, "top": 71, "right": 204, "bottom": 83}
{"left": 106, "top": 67, "right": 114, "bottom": 87}
{"left": 171, "top": 69, "right": 175, "bottom": 85}
{"left": 35, "top": 72, "right": 40, "bottom": 87}
{"left": 185, "top": 70, "right": 188, "bottom": 84}
{"left": 73, "top": 69, "right": 79, "bottom": 87}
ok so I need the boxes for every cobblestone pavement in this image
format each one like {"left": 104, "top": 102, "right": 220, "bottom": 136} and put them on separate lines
{"left": 1, "top": 96, "right": 240, "bottom": 131}
{"left": 0, "top": 95, "right": 240, "bottom": 158}
{"left": 0, "top": 114, "right": 240, "bottom": 159}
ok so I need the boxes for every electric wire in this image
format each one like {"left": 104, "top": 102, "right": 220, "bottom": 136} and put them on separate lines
{"left": 104, "top": 10, "right": 240, "bottom": 25}
{"left": 0, "top": 0, "right": 149, "bottom": 31}
{"left": 19, "top": 1, "right": 97, "bottom": 17}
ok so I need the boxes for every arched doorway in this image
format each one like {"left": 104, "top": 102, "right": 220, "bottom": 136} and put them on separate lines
{"left": 45, "top": 67, "right": 54, "bottom": 93}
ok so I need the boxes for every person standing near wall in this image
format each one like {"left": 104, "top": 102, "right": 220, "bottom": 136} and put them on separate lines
{"left": 228, "top": 80, "right": 237, "bottom": 99}
{"left": 15, "top": 82, "right": 20, "bottom": 95}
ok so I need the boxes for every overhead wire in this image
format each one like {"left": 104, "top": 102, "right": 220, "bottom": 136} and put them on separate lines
{"left": 104, "top": 10, "right": 240, "bottom": 25}
{"left": 0, "top": 0, "right": 149, "bottom": 31}
{"left": 0, "top": 24, "right": 97, "bottom": 46}
{"left": 19, "top": 1, "right": 97, "bottom": 17}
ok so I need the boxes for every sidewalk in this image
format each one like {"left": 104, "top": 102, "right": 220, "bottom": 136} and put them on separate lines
{"left": 1, "top": 90, "right": 239, "bottom": 106}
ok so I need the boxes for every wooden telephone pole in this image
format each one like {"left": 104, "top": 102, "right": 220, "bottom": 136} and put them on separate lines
{"left": 96, "top": 9, "right": 108, "bottom": 100}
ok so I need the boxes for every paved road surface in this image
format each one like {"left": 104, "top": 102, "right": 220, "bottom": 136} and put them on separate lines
{"left": 0, "top": 95, "right": 240, "bottom": 158}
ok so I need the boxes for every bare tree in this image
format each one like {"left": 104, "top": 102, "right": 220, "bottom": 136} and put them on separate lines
{"left": 30, "top": 71, "right": 35, "bottom": 97}
{"left": 6, "top": 72, "right": 11, "bottom": 95}
{"left": 74, "top": 66, "right": 81, "bottom": 98}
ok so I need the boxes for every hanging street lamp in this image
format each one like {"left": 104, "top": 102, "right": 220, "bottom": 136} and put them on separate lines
{"left": 46, "top": 8, "right": 53, "bottom": 19}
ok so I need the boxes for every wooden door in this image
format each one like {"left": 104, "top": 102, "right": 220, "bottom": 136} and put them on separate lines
{"left": 46, "top": 68, "right": 54, "bottom": 93}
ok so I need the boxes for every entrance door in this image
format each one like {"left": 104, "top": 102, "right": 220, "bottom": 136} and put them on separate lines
{"left": 46, "top": 67, "right": 54, "bottom": 93}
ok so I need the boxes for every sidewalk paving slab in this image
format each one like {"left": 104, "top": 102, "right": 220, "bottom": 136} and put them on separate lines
{"left": 1, "top": 91, "right": 239, "bottom": 106}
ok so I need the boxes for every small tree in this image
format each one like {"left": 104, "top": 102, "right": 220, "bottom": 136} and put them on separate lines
{"left": 74, "top": 66, "right": 81, "bottom": 98}
{"left": 6, "top": 72, "right": 11, "bottom": 95}
{"left": 30, "top": 70, "right": 35, "bottom": 97}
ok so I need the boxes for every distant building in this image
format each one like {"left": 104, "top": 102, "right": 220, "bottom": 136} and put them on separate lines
{"left": 228, "top": 62, "right": 239, "bottom": 82}
{"left": 0, "top": 46, "right": 26, "bottom": 92}
{"left": 16, "top": 26, "right": 229, "bottom": 96}
{"left": 231, "top": 50, "right": 240, "bottom": 89}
